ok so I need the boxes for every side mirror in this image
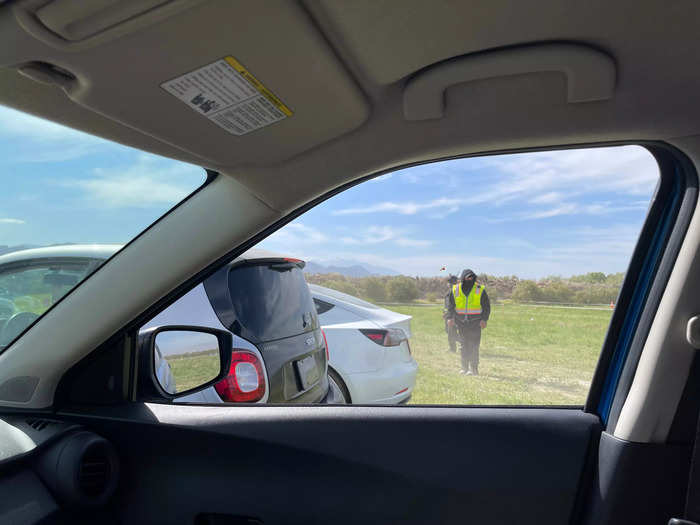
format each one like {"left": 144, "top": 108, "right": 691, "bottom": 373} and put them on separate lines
{"left": 138, "top": 325, "right": 232, "bottom": 400}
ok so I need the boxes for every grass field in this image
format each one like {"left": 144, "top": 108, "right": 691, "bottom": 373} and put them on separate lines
{"left": 168, "top": 353, "right": 220, "bottom": 393}
{"left": 390, "top": 303, "right": 612, "bottom": 405}
{"left": 162, "top": 303, "right": 611, "bottom": 405}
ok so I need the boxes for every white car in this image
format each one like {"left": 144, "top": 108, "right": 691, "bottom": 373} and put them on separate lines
{"left": 0, "top": 245, "right": 341, "bottom": 405}
{"left": 310, "top": 284, "right": 418, "bottom": 404}
{"left": 0, "top": 245, "right": 412, "bottom": 405}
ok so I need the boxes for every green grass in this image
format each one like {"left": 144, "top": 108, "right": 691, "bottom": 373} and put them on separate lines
{"left": 390, "top": 303, "right": 612, "bottom": 405}
{"left": 168, "top": 353, "right": 220, "bottom": 393}
{"left": 162, "top": 303, "right": 611, "bottom": 405}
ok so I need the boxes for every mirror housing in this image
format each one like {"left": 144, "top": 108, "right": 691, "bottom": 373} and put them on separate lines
{"left": 137, "top": 325, "right": 232, "bottom": 400}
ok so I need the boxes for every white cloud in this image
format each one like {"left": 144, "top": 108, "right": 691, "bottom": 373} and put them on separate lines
{"left": 340, "top": 225, "right": 432, "bottom": 248}
{"left": 266, "top": 220, "right": 646, "bottom": 278}
{"left": 516, "top": 200, "right": 650, "bottom": 221}
{"left": 333, "top": 197, "right": 467, "bottom": 216}
{"left": 333, "top": 145, "right": 658, "bottom": 220}
{"left": 528, "top": 192, "right": 564, "bottom": 205}
{"left": 259, "top": 222, "right": 330, "bottom": 258}
{"left": 262, "top": 223, "right": 432, "bottom": 255}
{"left": 487, "top": 146, "right": 658, "bottom": 198}
{"left": 0, "top": 218, "right": 25, "bottom": 224}
{"left": 61, "top": 154, "right": 204, "bottom": 208}
{"left": 524, "top": 203, "right": 579, "bottom": 219}
{"left": 427, "top": 206, "right": 460, "bottom": 219}
{"left": 268, "top": 222, "right": 328, "bottom": 245}
{"left": 534, "top": 224, "right": 641, "bottom": 272}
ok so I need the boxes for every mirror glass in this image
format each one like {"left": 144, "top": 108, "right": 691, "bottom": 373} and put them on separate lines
{"left": 154, "top": 330, "right": 221, "bottom": 394}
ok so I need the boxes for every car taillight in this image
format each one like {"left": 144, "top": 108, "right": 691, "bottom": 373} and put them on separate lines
{"left": 214, "top": 350, "right": 266, "bottom": 403}
{"left": 321, "top": 329, "right": 329, "bottom": 361}
{"left": 359, "top": 328, "right": 407, "bottom": 347}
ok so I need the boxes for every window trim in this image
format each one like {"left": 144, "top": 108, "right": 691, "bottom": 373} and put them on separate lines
{"left": 586, "top": 143, "right": 698, "bottom": 427}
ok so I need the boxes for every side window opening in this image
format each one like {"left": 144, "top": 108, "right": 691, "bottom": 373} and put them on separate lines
{"left": 258, "top": 145, "right": 661, "bottom": 406}
{"left": 314, "top": 299, "right": 335, "bottom": 315}
{"left": 132, "top": 144, "right": 664, "bottom": 408}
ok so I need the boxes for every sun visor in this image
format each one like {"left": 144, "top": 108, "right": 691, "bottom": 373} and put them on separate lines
{"left": 2, "top": 0, "right": 369, "bottom": 166}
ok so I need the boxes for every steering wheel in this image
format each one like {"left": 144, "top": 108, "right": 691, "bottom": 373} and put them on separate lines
{"left": 0, "top": 312, "right": 40, "bottom": 346}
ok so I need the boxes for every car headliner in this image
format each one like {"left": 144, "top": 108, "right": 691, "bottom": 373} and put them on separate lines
{"left": 0, "top": 1, "right": 699, "bottom": 447}
{"left": 0, "top": 1, "right": 699, "bottom": 212}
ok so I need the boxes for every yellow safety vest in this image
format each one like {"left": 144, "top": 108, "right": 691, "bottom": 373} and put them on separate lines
{"left": 452, "top": 283, "right": 484, "bottom": 316}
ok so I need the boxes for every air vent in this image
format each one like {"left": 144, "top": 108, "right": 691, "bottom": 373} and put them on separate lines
{"left": 26, "top": 418, "right": 56, "bottom": 431}
{"left": 35, "top": 431, "right": 119, "bottom": 507}
{"left": 78, "top": 443, "right": 112, "bottom": 498}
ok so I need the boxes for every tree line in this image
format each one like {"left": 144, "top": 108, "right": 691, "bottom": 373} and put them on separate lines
{"left": 304, "top": 271, "right": 624, "bottom": 305}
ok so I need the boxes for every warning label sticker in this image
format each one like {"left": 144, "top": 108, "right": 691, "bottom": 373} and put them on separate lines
{"left": 161, "top": 56, "right": 293, "bottom": 136}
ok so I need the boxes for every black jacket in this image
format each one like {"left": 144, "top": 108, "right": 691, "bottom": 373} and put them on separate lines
{"left": 446, "top": 281, "right": 491, "bottom": 323}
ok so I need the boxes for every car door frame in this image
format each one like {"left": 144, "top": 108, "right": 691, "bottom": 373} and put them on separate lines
{"left": 16, "top": 139, "right": 699, "bottom": 525}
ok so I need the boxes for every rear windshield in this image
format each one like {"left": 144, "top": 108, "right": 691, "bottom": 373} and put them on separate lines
{"left": 228, "top": 262, "right": 317, "bottom": 342}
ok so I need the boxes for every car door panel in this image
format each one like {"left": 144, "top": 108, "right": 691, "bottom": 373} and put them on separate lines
{"left": 583, "top": 432, "right": 691, "bottom": 525}
{"left": 58, "top": 405, "right": 600, "bottom": 525}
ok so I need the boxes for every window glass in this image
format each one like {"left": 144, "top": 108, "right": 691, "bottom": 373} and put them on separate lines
{"left": 309, "top": 284, "right": 380, "bottom": 310}
{"left": 257, "top": 145, "right": 659, "bottom": 405}
{"left": 313, "top": 298, "right": 335, "bottom": 315}
{"left": 227, "top": 262, "right": 318, "bottom": 342}
{"left": 0, "top": 105, "right": 206, "bottom": 349}
{"left": 0, "top": 262, "right": 93, "bottom": 346}
{"left": 138, "top": 144, "right": 658, "bottom": 407}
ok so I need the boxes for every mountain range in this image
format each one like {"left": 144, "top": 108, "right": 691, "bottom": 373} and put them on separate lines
{"left": 303, "top": 259, "right": 398, "bottom": 277}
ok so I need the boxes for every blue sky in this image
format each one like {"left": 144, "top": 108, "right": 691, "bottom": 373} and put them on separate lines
{"left": 0, "top": 105, "right": 205, "bottom": 247}
{"left": 260, "top": 146, "right": 658, "bottom": 277}
{"left": 0, "top": 105, "right": 658, "bottom": 278}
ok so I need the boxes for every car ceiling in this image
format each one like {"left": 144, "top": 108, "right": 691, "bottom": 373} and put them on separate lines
{"left": 1, "top": 0, "right": 700, "bottom": 214}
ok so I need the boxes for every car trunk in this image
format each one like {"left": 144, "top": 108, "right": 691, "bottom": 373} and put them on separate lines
{"left": 365, "top": 309, "right": 413, "bottom": 363}
{"left": 334, "top": 299, "right": 413, "bottom": 364}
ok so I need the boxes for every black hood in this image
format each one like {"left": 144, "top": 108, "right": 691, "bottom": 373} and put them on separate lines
{"left": 460, "top": 269, "right": 477, "bottom": 294}
{"left": 460, "top": 269, "right": 476, "bottom": 282}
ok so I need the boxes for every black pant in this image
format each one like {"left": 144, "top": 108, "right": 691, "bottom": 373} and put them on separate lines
{"left": 457, "top": 321, "right": 481, "bottom": 373}
{"left": 445, "top": 319, "right": 458, "bottom": 352}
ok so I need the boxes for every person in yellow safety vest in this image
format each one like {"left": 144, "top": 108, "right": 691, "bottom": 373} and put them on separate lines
{"left": 446, "top": 268, "right": 491, "bottom": 375}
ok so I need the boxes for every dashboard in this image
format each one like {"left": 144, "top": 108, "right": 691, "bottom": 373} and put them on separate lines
{"left": 0, "top": 416, "right": 119, "bottom": 524}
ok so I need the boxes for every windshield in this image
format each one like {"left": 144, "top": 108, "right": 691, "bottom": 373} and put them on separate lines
{"left": 228, "top": 262, "right": 318, "bottom": 342}
{"left": 0, "top": 105, "right": 206, "bottom": 349}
